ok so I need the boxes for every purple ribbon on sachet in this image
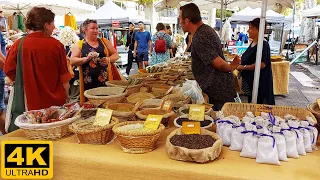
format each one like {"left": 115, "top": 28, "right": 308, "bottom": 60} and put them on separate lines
{"left": 216, "top": 120, "right": 234, "bottom": 125}
{"left": 232, "top": 123, "right": 245, "bottom": 128}
{"left": 241, "top": 130, "right": 257, "bottom": 136}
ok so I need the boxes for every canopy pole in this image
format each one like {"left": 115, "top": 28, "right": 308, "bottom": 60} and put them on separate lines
{"left": 251, "top": 0, "right": 268, "bottom": 104}
{"left": 279, "top": 23, "right": 285, "bottom": 54}
{"left": 220, "top": 0, "right": 223, "bottom": 38}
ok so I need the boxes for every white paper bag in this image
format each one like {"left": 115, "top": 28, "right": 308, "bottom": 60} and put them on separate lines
{"left": 240, "top": 123, "right": 258, "bottom": 159}
{"left": 273, "top": 126, "right": 288, "bottom": 161}
{"left": 256, "top": 127, "right": 280, "bottom": 165}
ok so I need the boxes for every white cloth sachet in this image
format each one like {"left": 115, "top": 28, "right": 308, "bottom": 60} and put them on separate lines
{"left": 245, "top": 112, "right": 255, "bottom": 118}
{"left": 256, "top": 127, "right": 280, "bottom": 165}
{"left": 220, "top": 117, "right": 237, "bottom": 146}
{"left": 229, "top": 122, "right": 246, "bottom": 151}
{"left": 240, "top": 123, "right": 258, "bottom": 159}
{"left": 272, "top": 126, "right": 288, "bottom": 162}
{"left": 280, "top": 122, "right": 299, "bottom": 159}
{"left": 300, "top": 121, "right": 312, "bottom": 153}
{"left": 307, "top": 116, "right": 318, "bottom": 150}
{"left": 288, "top": 120, "right": 306, "bottom": 156}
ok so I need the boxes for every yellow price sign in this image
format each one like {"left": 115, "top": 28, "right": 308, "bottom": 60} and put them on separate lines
{"left": 161, "top": 100, "right": 173, "bottom": 112}
{"left": 189, "top": 104, "right": 205, "bottom": 121}
{"left": 182, "top": 121, "right": 200, "bottom": 135}
{"left": 255, "top": 105, "right": 272, "bottom": 116}
{"left": 94, "top": 108, "right": 113, "bottom": 126}
{"left": 144, "top": 115, "right": 163, "bottom": 130}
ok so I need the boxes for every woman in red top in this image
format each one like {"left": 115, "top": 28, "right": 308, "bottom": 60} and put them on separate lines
{"left": 4, "top": 7, "right": 72, "bottom": 110}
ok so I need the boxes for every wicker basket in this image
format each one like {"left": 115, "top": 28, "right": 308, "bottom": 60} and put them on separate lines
{"left": 129, "top": 72, "right": 163, "bottom": 79}
{"left": 135, "top": 99, "right": 164, "bottom": 110}
{"left": 112, "top": 121, "right": 165, "bottom": 153}
{"left": 136, "top": 108, "right": 175, "bottom": 127}
{"left": 106, "top": 80, "right": 143, "bottom": 96}
{"left": 84, "top": 87, "right": 127, "bottom": 107}
{"left": 106, "top": 103, "right": 136, "bottom": 121}
{"left": 173, "top": 114, "right": 214, "bottom": 130}
{"left": 162, "top": 93, "right": 191, "bottom": 108}
{"left": 69, "top": 117, "right": 119, "bottom": 144}
{"left": 221, "top": 103, "right": 317, "bottom": 123}
{"left": 15, "top": 114, "right": 81, "bottom": 140}
{"left": 307, "top": 102, "right": 320, "bottom": 122}
{"left": 145, "top": 82, "right": 170, "bottom": 91}
{"left": 166, "top": 128, "right": 223, "bottom": 163}
{"left": 127, "top": 92, "right": 155, "bottom": 104}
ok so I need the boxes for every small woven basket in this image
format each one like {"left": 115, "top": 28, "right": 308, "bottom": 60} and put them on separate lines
{"left": 106, "top": 80, "right": 143, "bottom": 96}
{"left": 106, "top": 103, "right": 136, "bottom": 121}
{"left": 127, "top": 92, "right": 155, "bottom": 104}
{"left": 84, "top": 87, "right": 127, "bottom": 107}
{"left": 15, "top": 114, "right": 81, "bottom": 140}
{"left": 162, "top": 93, "right": 191, "bottom": 108}
{"left": 136, "top": 108, "right": 175, "bottom": 127}
{"left": 112, "top": 121, "right": 165, "bottom": 154}
{"left": 69, "top": 117, "right": 119, "bottom": 144}
{"left": 135, "top": 99, "right": 164, "bottom": 111}
{"left": 166, "top": 128, "right": 223, "bottom": 163}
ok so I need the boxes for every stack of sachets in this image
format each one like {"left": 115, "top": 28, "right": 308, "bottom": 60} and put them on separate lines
{"left": 215, "top": 112, "right": 318, "bottom": 165}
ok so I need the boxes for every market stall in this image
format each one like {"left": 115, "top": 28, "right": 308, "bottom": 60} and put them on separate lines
{"left": 0, "top": 124, "right": 319, "bottom": 180}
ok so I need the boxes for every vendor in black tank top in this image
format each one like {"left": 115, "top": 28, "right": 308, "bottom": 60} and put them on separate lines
{"left": 71, "top": 19, "right": 120, "bottom": 91}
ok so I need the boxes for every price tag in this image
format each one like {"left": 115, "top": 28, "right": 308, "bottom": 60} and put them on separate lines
{"left": 182, "top": 121, "right": 200, "bottom": 135}
{"left": 144, "top": 115, "right": 163, "bottom": 130}
{"left": 255, "top": 105, "right": 272, "bottom": 116}
{"left": 189, "top": 104, "right": 205, "bottom": 121}
{"left": 161, "top": 100, "right": 173, "bottom": 112}
{"left": 93, "top": 108, "right": 113, "bottom": 126}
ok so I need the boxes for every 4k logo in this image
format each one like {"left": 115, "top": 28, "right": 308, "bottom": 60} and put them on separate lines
{"left": 1, "top": 141, "right": 53, "bottom": 179}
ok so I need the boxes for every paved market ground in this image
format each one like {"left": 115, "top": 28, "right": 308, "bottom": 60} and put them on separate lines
{"left": 121, "top": 61, "right": 320, "bottom": 108}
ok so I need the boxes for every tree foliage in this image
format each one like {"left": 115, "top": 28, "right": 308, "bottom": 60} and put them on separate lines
{"left": 216, "top": 9, "right": 233, "bottom": 18}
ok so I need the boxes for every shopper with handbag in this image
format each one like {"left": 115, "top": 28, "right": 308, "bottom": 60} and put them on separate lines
{"left": 4, "top": 7, "right": 72, "bottom": 132}
{"left": 70, "top": 19, "right": 120, "bottom": 103}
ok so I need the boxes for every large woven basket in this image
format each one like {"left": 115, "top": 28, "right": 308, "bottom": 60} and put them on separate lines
{"left": 127, "top": 92, "right": 155, "bottom": 104}
{"left": 136, "top": 108, "right": 175, "bottom": 127}
{"left": 15, "top": 114, "right": 81, "bottom": 140}
{"left": 162, "top": 93, "right": 191, "bottom": 108}
{"left": 221, "top": 103, "right": 317, "bottom": 123}
{"left": 106, "top": 80, "right": 143, "bottom": 96}
{"left": 166, "top": 128, "right": 223, "bottom": 163}
{"left": 84, "top": 87, "right": 127, "bottom": 107}
{"left": 69, "top": 117, "right": 119, "bottom": 144}
{"left": 112, "top": 121, "right": 165, "bottom": 154}
{"left": 106, "top": 103, "right": 136, "bottom": 121}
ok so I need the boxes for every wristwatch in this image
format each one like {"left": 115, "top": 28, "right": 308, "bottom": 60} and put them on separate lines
{"left": 244, "top": 65, "right": 247, "bottom": 70}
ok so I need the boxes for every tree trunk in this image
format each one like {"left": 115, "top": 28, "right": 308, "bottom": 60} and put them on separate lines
{"left": 299, "top": 0, "right": 317, "bottom": 43}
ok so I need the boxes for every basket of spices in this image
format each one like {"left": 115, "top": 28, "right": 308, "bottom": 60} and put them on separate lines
{"left": 69, "top": 117, "right": 119, "bottom": 144}
{"left": 127, "top": 92, "right": 156, "bottom": 104}
{"left": 112, "top": 121, "right": 165, "bottom": 153}
{"left": 15, "top": 108, "right": 81, "bottom": 140}
{"left": 162, "top": 93, "right": 191, "bottom": 108}
{"left": 135, "top": 99, "right": 164, "bottom": 110}
{"left": 174, "top": 114, "right": 214, "bottom": 129}
{"left": 178, "top": 104, "right": 213, "bottom": 116}
{"left": 105, "top": 103, "right": 136, "bottom": 121}
{"left": 166, "top": 128, "right": 223, "bottom": 163}
{"left": 84, "top": 87, "right": 127, "bottom": 107}
{"left": 136, "top": 108, "right": 175, "bottom": 127}
{"left": 106, "top": 80, "right": 143, "bottom": 96}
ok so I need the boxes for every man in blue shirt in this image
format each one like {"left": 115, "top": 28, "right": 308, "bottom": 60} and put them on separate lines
{"left": 237, "top": 32, "right": 248, "bottom": 43}
{"left": 134, "top": 21, "right": 152, "bottom": 69}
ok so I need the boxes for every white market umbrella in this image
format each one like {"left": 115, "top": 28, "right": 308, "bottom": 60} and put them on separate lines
{"left": 301, "top": 5, "right": 320, "bottom": 18}
{"left": 0, "top": 0, "right": 96, "bottom": 15}
{"left": 230, "top": 7, "right": 286, "bottom": 23}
